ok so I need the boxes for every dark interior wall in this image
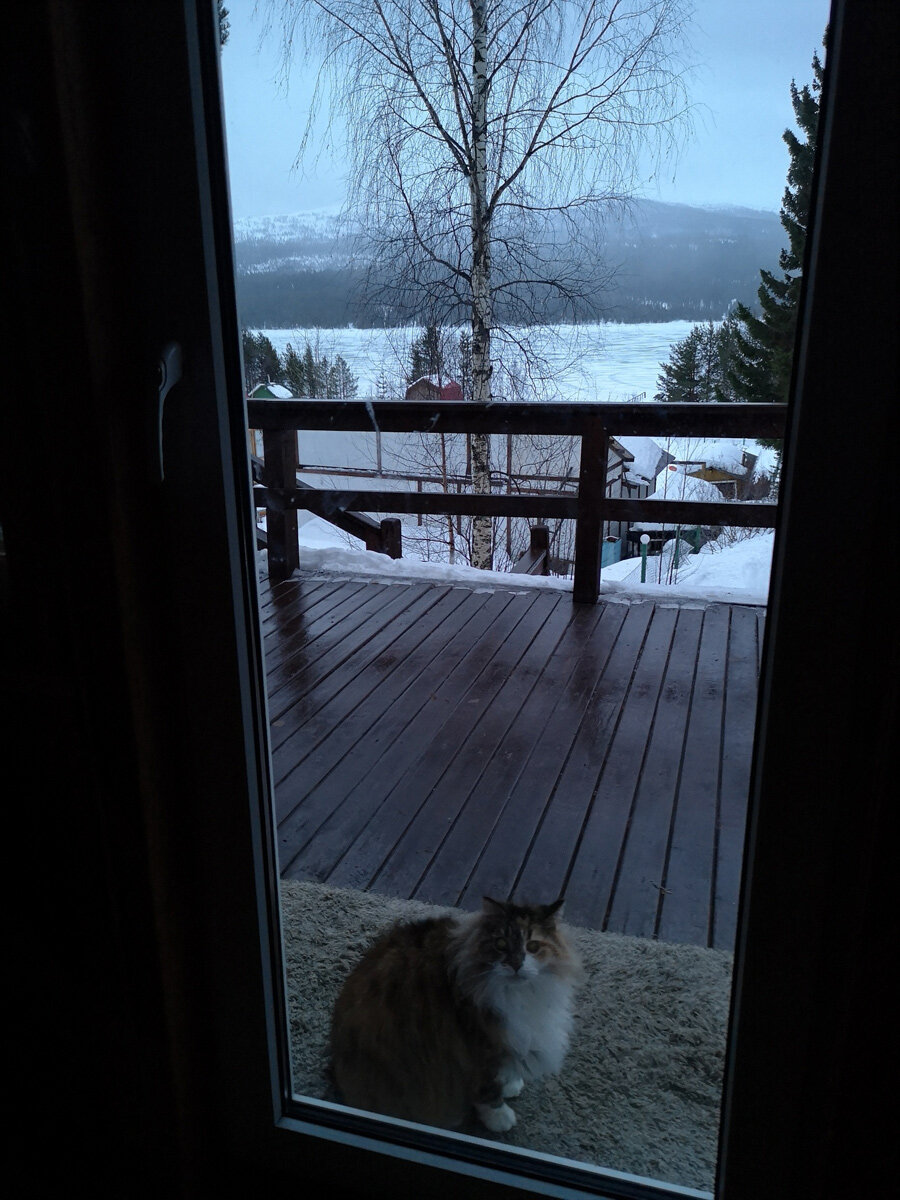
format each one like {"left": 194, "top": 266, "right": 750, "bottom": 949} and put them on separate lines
{"left": 2, "top": 6, "right": 185, "bottom": 1194}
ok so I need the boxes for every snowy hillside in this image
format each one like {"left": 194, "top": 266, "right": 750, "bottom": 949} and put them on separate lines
{"left": 232, "top": 209, "right": 343, "bottom": 243}
{"left": 232, "top": 200, "right": 785, "bottom": 327}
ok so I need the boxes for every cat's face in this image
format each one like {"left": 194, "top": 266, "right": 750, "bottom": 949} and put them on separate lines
{"left": 477, "top": 897, "right": 566, "bottom": 981}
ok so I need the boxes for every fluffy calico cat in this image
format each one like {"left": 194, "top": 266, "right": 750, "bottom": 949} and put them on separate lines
{"left": 330, "top": 896, "right": 581, "bottom": 1132}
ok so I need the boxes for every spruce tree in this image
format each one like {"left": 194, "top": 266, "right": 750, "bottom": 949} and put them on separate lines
{"left": 374, "top": 369, "right": 394, "bottom": 401}
{"left": 281, "top": 343, "right": 306, "bottom": 396}
{"left": 302, "top": 344, "right": 321, "bottom": 397}
{"left": 241, "top": 330, "right": 281, "bottom": 392}
{"left": 726, "top": 43, "right": 823, "bottom": 406}
{"left": 217, "top": 2, "right": 230, "bottom": 47}
{"left": 326, "top": 355, "right": 358, "bottom": 399}
{"left": 282, "top": 342, "right": 359, "bottom": 398}
{"left": 655, "top": 321, "right": 734, "bottom": 403}
{"left": 408, "top": 324, "right": 446, "bottom": 383}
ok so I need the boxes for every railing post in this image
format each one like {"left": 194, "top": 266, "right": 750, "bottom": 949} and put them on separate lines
{"left": 262, "top": 428, "right": 300, "bottom": 582}
{"left": 572, "top": 417, "right": 609, "bottom": 604}
{"left": 531, "top": 524, "right": 550, "bottom": 575}
{"left": 381, "top": 517, "right": 402, "bottom": 559}
{"left": 366, "top": 517, "right": 402, "bottom": 559}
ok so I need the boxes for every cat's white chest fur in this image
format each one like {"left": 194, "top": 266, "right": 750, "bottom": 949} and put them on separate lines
{"left": 483, "top": 968, "right": 575, "bottom": 1078}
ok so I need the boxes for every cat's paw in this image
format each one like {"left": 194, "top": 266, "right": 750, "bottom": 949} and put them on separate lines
{"left": 476, "top": 1102, "right": 517, "bottom": 1133}
{"left": 500, "top": 1075, "right": 524, "bottom": 1098}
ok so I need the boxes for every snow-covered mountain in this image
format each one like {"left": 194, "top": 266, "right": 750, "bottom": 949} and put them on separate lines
{"left": 233, "top": 208, "right": 343, "bottom": 243}
{"left": 231, "top": 199, "right": 784, "bottom": 328}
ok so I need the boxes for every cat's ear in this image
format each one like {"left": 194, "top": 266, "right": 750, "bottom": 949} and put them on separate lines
{"left": 538, "top": 896, "right": 565, "bottom": 921}
{"left": 482, "top": 896, "right": 506, "bottom": 914}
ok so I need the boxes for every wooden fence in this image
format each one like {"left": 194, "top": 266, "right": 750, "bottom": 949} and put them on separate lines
{"left": 246, "top": 399, "right": 786, "bottom": 604}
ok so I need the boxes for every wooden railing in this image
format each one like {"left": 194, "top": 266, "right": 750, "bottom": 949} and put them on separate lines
{"left": 250, "top": 455, "right": 402, "bottom": 559}
{"left": 510, "top": 525, "right": 551, "bottom": 577}
{"left": 247, "top": 399, "right": 786, "bottom": 604}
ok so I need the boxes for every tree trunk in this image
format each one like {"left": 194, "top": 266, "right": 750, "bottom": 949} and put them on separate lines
{"left": 469, "top": 0, "right": 492, "bottom": 569}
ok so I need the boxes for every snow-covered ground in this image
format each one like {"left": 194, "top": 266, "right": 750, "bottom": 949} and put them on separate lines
{"left": 271, "top": 515, "right": 775, "bottom": 607}
{"left": 599, "top": 530, "right": 775, "bottom": 602}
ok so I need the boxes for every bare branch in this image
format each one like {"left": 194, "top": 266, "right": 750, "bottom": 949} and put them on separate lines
{"left": 269, "top": 0, "right": 694, "bottom": 566}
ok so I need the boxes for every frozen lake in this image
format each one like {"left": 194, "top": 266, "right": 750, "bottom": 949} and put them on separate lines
{"left": 255, "top": 321, "right": 698, "bottom": 404}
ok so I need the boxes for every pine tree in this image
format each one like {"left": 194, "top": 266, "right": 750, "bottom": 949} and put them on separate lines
{"left": 408, "top": 323, "right": 446, "bottom": 383}
{"left": 325, "top": 355, "right": 358, "bottom": 399}
{"left": 374, "top": 369, "right": 395, "bottom": 402}
{"left": 241, "top": 330, "right": 281, "bottom": 392}
{"left": 302, "top": 344, "right": 321, "bottom": 397}
{"left": 727, "top": 43, "right": 824, "bottom": 406}
{"left": 281, "top": 343, "right": 306, "bottom": 397}
{"left": 217, "top": 2, "right": 230, "bottom": 47}
{"left": 655, "top": 321, "right": 734, "bottom": 403}
{"left": 282, "top": 342, "right": 358, "bottom": 399}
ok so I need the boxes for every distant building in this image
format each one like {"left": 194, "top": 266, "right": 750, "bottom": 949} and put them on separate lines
{"left": 403, "top": 377, "right": 464, "bottom": 402}
{"left": 626, "top": 463, "right": 723, "bottom": 555}
{"left": 676, "top": 444, "right": 760, "bottom": 499}
{"left": 249, "top": 381, "right": 293, "bottom": 400}
{"left": 247, "top": 381, "right": 293, "bottom": 457}
{"left": 616, "top": 436, "right": 674, "bottom": 489}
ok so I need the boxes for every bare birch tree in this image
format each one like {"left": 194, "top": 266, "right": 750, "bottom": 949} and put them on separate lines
{"left": 270, "top": 0, "right": 692, "bottom": 567}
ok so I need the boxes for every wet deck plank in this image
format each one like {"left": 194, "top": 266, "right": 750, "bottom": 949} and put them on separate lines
{"left": 261, "top": 570, "right": 763, "bottom": 950}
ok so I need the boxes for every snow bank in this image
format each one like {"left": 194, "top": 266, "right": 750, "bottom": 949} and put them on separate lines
{"left": 260, "top": 516, "right": 773, "bottom": 606}
{"left": 600, "top": 531, "right": 774, "bottom": 605}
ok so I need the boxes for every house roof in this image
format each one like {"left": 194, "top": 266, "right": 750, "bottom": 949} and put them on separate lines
{"left": 669, "top": 439, "right": 758, "bottom": 476}
{"left": 608, "top": 436, "right": 634, "bottom": 463}
{"left": 650, "top": 463, "right": 725, "bottom": 503}
{"left": 403, "top": 377, "right": 464, "bottom": 401}
{"left": 615, "top": 435, "right": 671, "bottom": 483}
{"left": 249, "top": 381, "right": 293, "bottom": 399}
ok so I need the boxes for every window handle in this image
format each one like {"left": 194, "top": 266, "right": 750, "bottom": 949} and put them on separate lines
{"left": 155, "top": 341, "right": 183, "bottom": 482}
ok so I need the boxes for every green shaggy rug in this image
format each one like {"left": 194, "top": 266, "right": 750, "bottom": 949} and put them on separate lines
{"left": 280, "top": 880, "right": 732, "bottom": 1194}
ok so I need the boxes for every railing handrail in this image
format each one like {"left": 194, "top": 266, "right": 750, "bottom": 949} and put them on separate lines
{"left": 249, "top": 398, "right": 787, "bottom": 602}
{"left": 247, "top": 397, "right": 786, "bottom": 440}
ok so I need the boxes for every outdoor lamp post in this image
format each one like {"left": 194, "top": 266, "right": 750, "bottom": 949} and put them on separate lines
{"left": 640, "top": 533, "right": 650, "bottom": 583}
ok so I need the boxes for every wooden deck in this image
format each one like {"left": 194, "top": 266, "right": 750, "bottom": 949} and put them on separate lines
{"left": 261, "top": 569, "right": 764, "bottom": 951}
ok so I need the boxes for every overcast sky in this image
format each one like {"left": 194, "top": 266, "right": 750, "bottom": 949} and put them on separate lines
{"left": 219, "top": 0, "right": 830, "bottom": 222}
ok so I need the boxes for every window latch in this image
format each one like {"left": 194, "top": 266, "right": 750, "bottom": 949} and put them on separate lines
{"left": 155, "top": 341, "right": 183, "bottom": 483}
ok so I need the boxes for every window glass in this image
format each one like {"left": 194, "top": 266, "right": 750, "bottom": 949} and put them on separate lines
{"left": 219, "top": 2, "right": 829, "bottom": 1193}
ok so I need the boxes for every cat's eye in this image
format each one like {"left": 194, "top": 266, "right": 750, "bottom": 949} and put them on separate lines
{"left": 526, "top": 941, "right": 541, "bottom": 954}
{"left": 495, "top": 937, "right": 508, "bottom": 950}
